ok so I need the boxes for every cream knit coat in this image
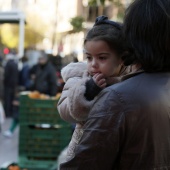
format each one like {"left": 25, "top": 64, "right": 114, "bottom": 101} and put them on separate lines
{"left": 57, "top": 62, "right": 95, "bottom": 161}
{"left": 58, "top": 62, "right": 94, "bottom": 123}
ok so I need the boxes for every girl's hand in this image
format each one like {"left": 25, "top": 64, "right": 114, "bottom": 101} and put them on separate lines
{"left": 93, "top": 73, "right": 107, "bottom": 89}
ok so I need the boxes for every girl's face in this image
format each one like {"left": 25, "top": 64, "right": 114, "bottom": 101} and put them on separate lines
{"left": 84, "top": 40, "right": 123, "bottom": 78}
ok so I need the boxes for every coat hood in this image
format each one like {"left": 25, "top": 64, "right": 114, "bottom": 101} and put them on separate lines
{"left": 61, "top": 62, "right": 87, "bottom": 82}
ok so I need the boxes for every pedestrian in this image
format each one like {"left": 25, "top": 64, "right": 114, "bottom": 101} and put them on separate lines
{"left": 58, "top": 16, "right": 128, "bottom": 165}
{"left": 4, "top": 53, "right": 18, "bottom": 117}
{"left": 0, "top": 57, "right": 4, "bottom": 102}
{"left": 59, "top": 0, "right": 170, "bottom": 169}
{"left": 29, "top": 62, "right": 38, "bottom": 91}
{"left": 18, "top": 55, "right": 31, "bottom": 91}
{"left": 3, "top": 55, "right": 30, "bottom": 137}
{"left": 3, "top": 91, "right": 19, "bottom": 137}
{"left": 33, "top": 51, "right": 57, "bottom": 96}
{"left": 0, "top": 57, "right": 5, "bottom": 132}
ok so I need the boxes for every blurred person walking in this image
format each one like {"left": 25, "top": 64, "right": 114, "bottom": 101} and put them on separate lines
{"left": 0, "top": 57, "right": 4, "bottom": 101}
{"left": 3, "top": 55, "right": 31, "bottom": 137}
{"left": 3, "top": 91, "right": 19, "bottom": 137}
{"left": 0, "top": 57, "right": 5, "bottom": 131}
{"left": 4, "top": 53, "right": 18, "bottom": 117}
{"left": 33, "top": 51, "right": 57, "bottom": 96}
{"left": 19, "top": 55, "right": 31, "bottom": 91}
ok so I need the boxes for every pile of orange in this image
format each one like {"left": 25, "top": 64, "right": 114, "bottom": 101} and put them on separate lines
{"left": 8, "top": 165, "right": 20, "bottom": 170}
{"left": 28, "top": 91, "right": 61, "bottom": 100}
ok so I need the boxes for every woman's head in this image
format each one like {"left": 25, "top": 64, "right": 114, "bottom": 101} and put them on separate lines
{"left": 123, "top": 0, "right": 170, "bottom": 72}
{"left": 84, "top": 16, "right": 126, "bottom": 78}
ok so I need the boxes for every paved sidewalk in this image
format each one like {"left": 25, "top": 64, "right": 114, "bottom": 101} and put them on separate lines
{"left": 0, "top": 118, "right": 19, "bottom": 166}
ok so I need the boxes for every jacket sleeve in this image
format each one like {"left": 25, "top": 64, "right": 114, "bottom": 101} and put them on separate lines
{"left": 84, "top": 78, "right": 102, "bottom": 101}
{"left": 60, "top": 89, "right": 126, "bottom": 170}
{"left": 57, "top": 77, "right": 80, "bottom": 123}
{"left": 57, "top": 74, "right": 94, "bottom": 123}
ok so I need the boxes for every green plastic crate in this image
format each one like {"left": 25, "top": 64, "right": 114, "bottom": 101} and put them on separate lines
{"left": 19, "top": 94, "right": 64, "bottom": 125}
{"left": 19, "top": 124, "right": 72, "bottom": 161}
{"left": 19, "top": 158, "right": 54, "bottom": 170}
{"left": 19, "top": 157, "right": 57, "bottom": 170}
{"left": 19, "top": 110, "right": 64, "bottom": 125}
{"left": 0, "top": 161, "right": 57, "bottom": 170}
{"left": 18, "top": 94, "right": 72, "bottom": 169}
{"left": 20, "top": 94, "right": 58, "bottom": 107}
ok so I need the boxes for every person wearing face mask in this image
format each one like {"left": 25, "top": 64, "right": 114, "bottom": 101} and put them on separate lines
{"left": 33, "top": 51, "right": 57, "bottom": 96}
{"left": 57, "top": 16, "right": 129, "bottom": 165}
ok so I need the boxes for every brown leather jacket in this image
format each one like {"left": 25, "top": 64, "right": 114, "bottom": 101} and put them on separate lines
{"left": 60, "top": 72, "right": 170, "bottom": 170}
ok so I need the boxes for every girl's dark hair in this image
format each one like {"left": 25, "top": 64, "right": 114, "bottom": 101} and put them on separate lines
{"left": 123, "top": 0, "right": 170, "bottom": 72}
{"left": 84, "top": 16, "right": 126, "bottom": 57}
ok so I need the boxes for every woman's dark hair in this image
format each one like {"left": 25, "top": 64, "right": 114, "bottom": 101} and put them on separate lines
{"left": 84, "top": 16, "right": 126, "bottom": 57}
{"left": 123, "top": 0, "right": 170, "bottom": 72}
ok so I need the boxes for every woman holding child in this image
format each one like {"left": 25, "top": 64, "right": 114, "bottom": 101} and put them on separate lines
{"left": 58, "top": 0, "right": 170, "bottom": 169}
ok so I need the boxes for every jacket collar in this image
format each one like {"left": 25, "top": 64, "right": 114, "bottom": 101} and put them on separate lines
{"left": 120, "top": 69, "right": 145, "bottom": 82}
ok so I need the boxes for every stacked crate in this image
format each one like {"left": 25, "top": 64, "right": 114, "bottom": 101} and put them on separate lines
{"left": 18, "top": 94, "right": 72, "bottom": 170}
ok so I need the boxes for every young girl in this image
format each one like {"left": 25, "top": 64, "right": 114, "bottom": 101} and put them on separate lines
{"left": 57, "top": 15, "right": 128, "bottom": 162}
